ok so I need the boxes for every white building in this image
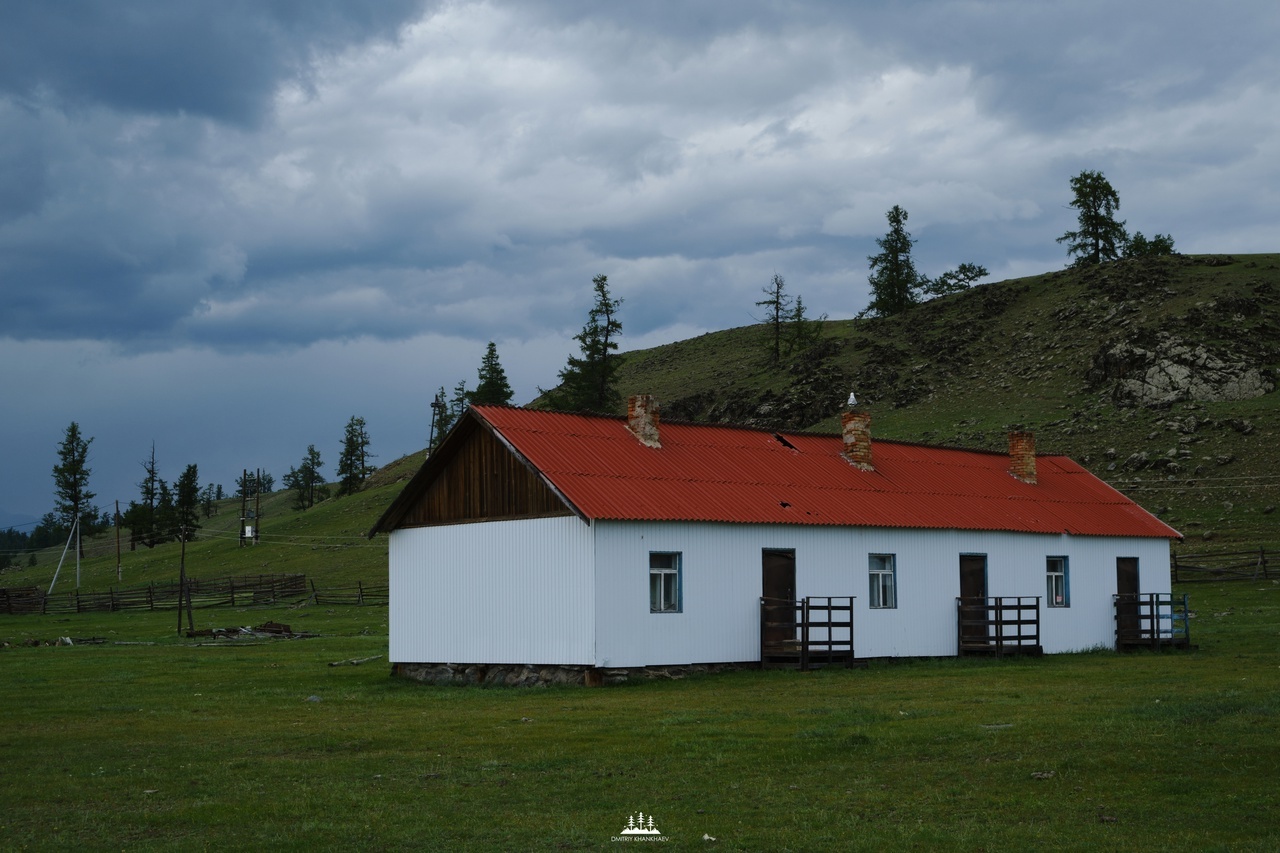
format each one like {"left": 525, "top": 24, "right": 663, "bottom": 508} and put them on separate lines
{"left": 371, "top": 398, "right": 1182, "bottom": 684}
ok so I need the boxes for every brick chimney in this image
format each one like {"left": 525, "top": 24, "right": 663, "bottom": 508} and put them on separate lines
{"left": 841, "top": 410, "right": 874, "bottom": 471}
{"left": 1009, "top": 431, "right": 1037, "bottom": 484}
{"left": 627, "top": 395, "right": 662, "bottom": 448}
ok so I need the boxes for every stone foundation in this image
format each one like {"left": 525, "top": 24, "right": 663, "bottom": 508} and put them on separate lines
{"left": 391, "top": 660, "right": 754, "bottom": 687}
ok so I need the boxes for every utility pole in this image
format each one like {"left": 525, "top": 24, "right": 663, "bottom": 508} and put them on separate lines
{"left": 254, "top": 469, "right": 261, "bottom": 545}
{"left": 429, "top": 390, "right": 447, "bottom": 452}
{"left": 115, "top": 499, "right": 122, "bottom": 582}
{"left": 177, "top": 525, "right": 193, "bottom": 635}
{"left": 239, "top": 469, "right": 262, "bottom": 547}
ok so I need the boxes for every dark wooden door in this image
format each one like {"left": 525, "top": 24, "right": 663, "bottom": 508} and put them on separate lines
{"left": 762, "top": 549, "right": 797, "bottom": 645}
{"left": 1116, "top": 557, "right": 1140, "bottom": 641}
{"left": 959, "top": 554, "right": 988, "bottom": 645}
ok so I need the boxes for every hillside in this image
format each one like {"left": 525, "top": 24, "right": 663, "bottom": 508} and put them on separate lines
{"left": 613, "top": 254, "right": 1280, "bottom": 546}
{"left": 0, "top": 452, "right": 426, "bottom": 595}
{"left": 5, "top": 253, "right": 1277, "bottom": 595}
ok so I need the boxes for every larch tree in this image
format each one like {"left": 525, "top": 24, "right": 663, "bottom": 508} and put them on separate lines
{"left": 863, "top": 205, "right": 989, "bottom": 314}
{"left": 1124, "top": 231, "right": 1176, "bottom": 258}
{"left": 1057, "top": 170, "right": 1128, "bottom": 266}
{"left": 155, "top": 480, "right": 177, "bottom": 541}
{"left": 284, "top": 444, "right": 328, "bottom": 510}
{"left": 123, "top": 442, "right": 163, "bottom": 549}
{"left": 866, "top": 205, "right": 922, "bottom": 317}
{"left": 544, "top": 275, "right": 623, "bottom": 412}
{"left": 173, "top": 464, "right": 201, "bottom": 541}
{"left": 336, "top": 415, "right": 374, "bottom": 496}
{"left": 755, "top": 273, "right": 793, "bottom": 365}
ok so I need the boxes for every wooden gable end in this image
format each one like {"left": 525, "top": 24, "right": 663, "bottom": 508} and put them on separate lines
{"left": 393, "top": 417, "right": 576, "bottom": 528}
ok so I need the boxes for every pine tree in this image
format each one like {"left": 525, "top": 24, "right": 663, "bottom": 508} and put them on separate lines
{"left": 336, "top": 416, "right": 375, "bottom": 496}
{"left": 52, "top": 421, "right": 98, "bottom": 555}
{"left": 544, "top": 275, "right": 623, "bottom": 412}
{"left": 471, "top": 342, "right": 515, "bottom": 406}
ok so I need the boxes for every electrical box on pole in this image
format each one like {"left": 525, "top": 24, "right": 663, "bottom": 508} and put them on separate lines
{"left": 238, "top": 468, "right": 263, "bottom": 546}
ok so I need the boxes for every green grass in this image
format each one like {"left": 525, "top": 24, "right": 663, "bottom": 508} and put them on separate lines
{"left": 2, "top": 581, "right": 1279, "bottom": 850}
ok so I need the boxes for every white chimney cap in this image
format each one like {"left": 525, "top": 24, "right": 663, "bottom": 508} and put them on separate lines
{"left": 846, "top": 391, "right": 858, "bottom": 407}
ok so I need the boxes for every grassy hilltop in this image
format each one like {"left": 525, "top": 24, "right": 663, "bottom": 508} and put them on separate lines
{"left": 615, "top": 253, "right": 1280, "bottom": 548}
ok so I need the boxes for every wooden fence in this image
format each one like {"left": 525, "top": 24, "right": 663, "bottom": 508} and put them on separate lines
{"left": 1171, "top": 548, "right": 1271, "bottom": 583}
{"left": 0, "top": 574, "right": 394, "bottom": 614}
{"left": 309, "top": 580, "right": 389, "bottom": 606}
{"left": 0, "top": 574, "right": 308, "bottom": 615}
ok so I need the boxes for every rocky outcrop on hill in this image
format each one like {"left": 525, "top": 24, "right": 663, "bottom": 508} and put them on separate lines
{"left": 1088, "top": 333, "right": 1274, "bottom": 406}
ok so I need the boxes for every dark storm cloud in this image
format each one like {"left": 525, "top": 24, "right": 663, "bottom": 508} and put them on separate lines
{"left": 0, "top": 0, "right": 425, "bottom": 124}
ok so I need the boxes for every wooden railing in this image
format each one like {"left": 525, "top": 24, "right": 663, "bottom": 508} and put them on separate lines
{"left": 956, "top": 596, "right": 1042, "bottom": 656}
{"left": 760, "top": 596, "right": 855, "bottom": 670}
{"left": 1115, "top": 592, "right": 1191, "bottom": 650}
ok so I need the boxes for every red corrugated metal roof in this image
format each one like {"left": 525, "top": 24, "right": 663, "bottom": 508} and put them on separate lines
{"left": 471, "top": 406, "right": 1180, "bottom": 539}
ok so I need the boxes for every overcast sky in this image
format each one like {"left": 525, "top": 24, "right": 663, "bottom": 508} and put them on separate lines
{"left": 2, "top": 0, "right": 1277, "bottom": 528}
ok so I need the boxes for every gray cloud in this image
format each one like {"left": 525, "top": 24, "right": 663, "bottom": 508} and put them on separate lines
{"left": 1, "top": 0, "right": 1277, "bottom": 520}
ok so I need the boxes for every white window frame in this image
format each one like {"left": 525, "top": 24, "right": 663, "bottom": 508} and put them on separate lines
{"left": 869, "top": 554, "right": 897, "bottom": 609}
{"left": 1047, "top": 556, "right": 1069, "bottom": 607}
{"left": 649, "top": 552, "right": 682, "bottom": 613}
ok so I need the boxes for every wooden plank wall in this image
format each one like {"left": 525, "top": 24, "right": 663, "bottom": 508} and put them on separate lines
{"left": 399, "top": 423, "right": 573, "bottom": 527}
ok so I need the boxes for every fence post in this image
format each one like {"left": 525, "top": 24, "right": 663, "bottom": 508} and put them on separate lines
{"left": 1261, "top": 547, "right": 1268, "bottom": 580}
{"left": 800, "top": 598, "right": 810, "bottom": 672}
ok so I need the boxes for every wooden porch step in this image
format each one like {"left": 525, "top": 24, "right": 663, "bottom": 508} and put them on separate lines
{"left": 959, "top": 643, "right": 1043, "bottom": 657}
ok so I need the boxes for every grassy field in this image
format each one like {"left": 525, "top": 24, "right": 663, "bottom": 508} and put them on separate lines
{"left": 2, "top": 580, "right": 1278, "bottom": 851}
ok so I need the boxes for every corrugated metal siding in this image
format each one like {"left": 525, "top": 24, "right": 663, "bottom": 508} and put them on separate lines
{"left": 389, "top": 516, "right": 594, "bottom": 665}
{"left": 472, "top": 406, "right": 1178, "bottom": 539}
{"left": 593, "top": 522, "right": 764, "bottom": 667}
{"left": 591, "top": 521, "right": 1173, "bottom": 663}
